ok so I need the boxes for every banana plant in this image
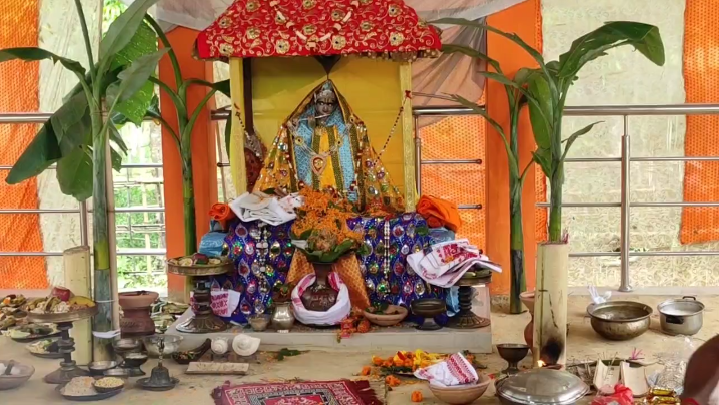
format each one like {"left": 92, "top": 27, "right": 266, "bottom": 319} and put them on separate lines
{"left": 436, "top": 18, "right": 665, "bottom": 312}
{"left": 0, "top": 0, "right": 166, "bottom": 359}
{"left": 144, "top": 15, "right": 231, "bottom": 256}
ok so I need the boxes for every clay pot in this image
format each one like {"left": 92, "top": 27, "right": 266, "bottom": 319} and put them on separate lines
{"left": 119, "top": 291, "right": 159, "bottom": 309}
{"left": 520, "top": 291, "right": 535, "bottom": 348}
{"left": 363, "top": 305, "right": 408, "bottom": 327}
{"left": 300, "top": 263, "right": 338, "bottom": 312}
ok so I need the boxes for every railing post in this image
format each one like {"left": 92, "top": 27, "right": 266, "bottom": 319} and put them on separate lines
{"left": 79, "top": 200, "right": 89, "bottom": 246}
{"left": 619, "top": 115, "right": 632, "bottom": 292}
{"left": 414, "top": 116, "right": 422, "bottom": 196}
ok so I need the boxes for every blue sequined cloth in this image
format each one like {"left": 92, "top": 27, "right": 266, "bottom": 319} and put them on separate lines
{"left": 211, "top": 214, "right": 448, "bottom": 324}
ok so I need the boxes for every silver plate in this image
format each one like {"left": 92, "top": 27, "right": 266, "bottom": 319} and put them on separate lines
{"left": 496, "top": 368, "right": 589, "bottom": 405}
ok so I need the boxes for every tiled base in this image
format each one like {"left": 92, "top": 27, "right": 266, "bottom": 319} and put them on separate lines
{"left": 166, "top": 311, "right": 493, "bottom": 354}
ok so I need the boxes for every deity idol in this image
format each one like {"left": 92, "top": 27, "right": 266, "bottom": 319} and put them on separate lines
{"left": 254, "top": 80, "right": 404, "bottom": 214}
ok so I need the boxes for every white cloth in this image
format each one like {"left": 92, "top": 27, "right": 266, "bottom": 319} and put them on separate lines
{"left": 414, "top": 352, "right": 479, "bottom": 387}
{"left": 232, "top": 334, "right": 261, "bottom": 356}
{"left": 407, "top": 239, "right": 502, "bottom": 288}
{"left": 210, "top": 290, "right": 241, "bottom": 317}
{"left": 230, "top": 192, "right": 302, "bottom": 226}
{"left": 291, "top": 272, "right": 350, "bottom": 326}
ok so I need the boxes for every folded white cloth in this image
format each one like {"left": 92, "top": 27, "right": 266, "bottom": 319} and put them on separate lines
{"left": 210, "top": 290, "right": 241, "bottom": 317}
{"left": 230, "top": 192, "right": 302, "bottom": 226}
{"left": 415, "top": 352, "right": 479, "bottom": 387}
{"left": 408, "top": 239, "right": 502, "bottom": 288}
{"left": 291, "top": 272, "right": 350, "bottom": 326}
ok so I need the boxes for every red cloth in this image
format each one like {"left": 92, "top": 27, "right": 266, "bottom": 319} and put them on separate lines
{"left": 212, "top": 380, "right": 383, "bottom": 405}
{"left": 196, "top": 0, "right": 441, "bottom": 59}
{"left": 591, "top": 385, "right": 633, "bottom": 405}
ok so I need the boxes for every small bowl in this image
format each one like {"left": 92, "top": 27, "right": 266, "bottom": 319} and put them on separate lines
{"left": 410, "top": 298, "right": 446, "bottom": 318}
{"left": 0, "top": 361, "right": 35, "bottom": 391}
{"left": 113, "top": 338, "right": 142, "bottom": 352}
{"left": 249, "top": 315, "right": 270, "bottom": 331}
{"left": 93, "top": 377, "right": 125, "bottom": 393}
{"left": 143, "top": 335, "right": 183, "bottom": 357}
{"left": 88, "top": 361, "right": 118, "bottom": 376}
{"left": 363, "top": 305, "right": 408, "bottom": 327}
{"left": 429, "top": 374, "right": 491, "bottom": 405}
{"left": 123, "top": 352, "right": 149, "bottom": 367}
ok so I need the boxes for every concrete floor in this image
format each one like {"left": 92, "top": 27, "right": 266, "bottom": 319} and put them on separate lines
{"left": 1, "top": 295, "right": 716, "bottom": 404}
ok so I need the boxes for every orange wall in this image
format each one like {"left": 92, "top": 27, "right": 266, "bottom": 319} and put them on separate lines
{"left": 486, "top": 0, "right": 541, "bottom": 295}
{"left": 0, "top": 0, "right": 47, "bottom": 290}
{"left": 160, "top": 28, "right": 218, "bottom": 301}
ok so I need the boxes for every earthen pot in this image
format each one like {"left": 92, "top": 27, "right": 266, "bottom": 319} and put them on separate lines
{"left": 429, "top": 374, "right": 491, "bottom": 404}
{"left": 119, "top": 291, "right": 159, "bottom": 309}
{"left": 519, "top": 291, "right": 535, "bottom": 349}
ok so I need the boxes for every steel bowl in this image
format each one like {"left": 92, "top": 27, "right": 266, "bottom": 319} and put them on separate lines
{"left": 143, "top": 335, "right": 183, "bottom": 357}
{"left": 587, "top": 301, "right": 652, "bottom": 341}
{"left": 88, "top": 360, "right": 118, "bottom": 376}
{"left": 0, "top": 361, "right": 34, "bottom": 391}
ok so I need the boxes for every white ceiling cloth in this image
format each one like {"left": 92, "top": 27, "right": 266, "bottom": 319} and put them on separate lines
{"left": 125, "top": 0, "right": 527, "bottom": 126}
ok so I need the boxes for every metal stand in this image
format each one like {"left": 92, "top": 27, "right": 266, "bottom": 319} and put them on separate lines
{"left": 447, "top": 276, "right": 491, "bottom": 329}
{"left": 43, "top": 322, "right": 89, "bottom": 384}
{"left": 176, "top": 276, "right": 227, "bottom": 334}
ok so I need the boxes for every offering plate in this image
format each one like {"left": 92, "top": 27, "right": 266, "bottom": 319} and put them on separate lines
{"left": 27, "top": 306, "right": 98, "bottom": 384}
{"left": 167, "top": 257, "right": 232, "bottom": 333}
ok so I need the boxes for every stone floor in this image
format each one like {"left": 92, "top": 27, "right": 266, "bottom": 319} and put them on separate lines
{"left": 1, "top": 295, "right": 716, "bottom": 404}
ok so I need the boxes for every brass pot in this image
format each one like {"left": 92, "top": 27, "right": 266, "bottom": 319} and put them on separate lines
{"left": 587, "top": 301, "right": 652, "bottom": 341}
{"left": 271, "top": 302, "right": 295, "bottom": 331}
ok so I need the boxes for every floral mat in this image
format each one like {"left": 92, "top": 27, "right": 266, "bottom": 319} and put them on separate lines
{"left": 212, "top": 380, "right": 384, "bottom": 405}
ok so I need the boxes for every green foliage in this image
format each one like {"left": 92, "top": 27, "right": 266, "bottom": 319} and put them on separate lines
{"left": 436, "top": 18, "right": 665, "bottom": 242}
{"left": 3, "top": 0, "right": 161, "bottom": 201}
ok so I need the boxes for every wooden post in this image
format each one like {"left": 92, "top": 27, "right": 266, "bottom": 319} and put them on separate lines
{"left": 63, "top": 246, "right": 92, "bottom": 365}
{"left": 533, "top": 243, "right": 569, "bottom": 366}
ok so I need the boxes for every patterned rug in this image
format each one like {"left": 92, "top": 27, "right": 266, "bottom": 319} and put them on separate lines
{"left": 212, "top": 380, "right": 384, "bottom": 405}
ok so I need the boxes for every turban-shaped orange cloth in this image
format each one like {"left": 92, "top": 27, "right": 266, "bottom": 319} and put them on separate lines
{"left": 417, "top": 195, "right": 462, "bottom": 233}
{"left": 209, "top": 203, "right": 236, "bottom": 230}
{"left": 287, "top": 253, "right": 370, "bottom": 311}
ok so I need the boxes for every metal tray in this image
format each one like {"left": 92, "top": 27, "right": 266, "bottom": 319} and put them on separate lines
{"left": 56, "top": 384, "right": 122, "bottom": 402}
{"left": 27, "top": 305, "right": 99, "bottom": 324}
{"left": 8, "top": 324, "right": 60, "bottom": 343}
{"left": 166, "top": 257, "right": 232, "bottom": 277}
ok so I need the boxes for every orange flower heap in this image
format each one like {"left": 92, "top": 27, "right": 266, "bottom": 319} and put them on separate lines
{"left": 291, "top": 188, "right": 364, "bottom": 262}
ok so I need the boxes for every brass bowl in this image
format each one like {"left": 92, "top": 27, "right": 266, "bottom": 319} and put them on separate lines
{"left": 587, "top": 301, "right": 652, "bottom": 341}
{"left": 410, "top": 298, "right": 446, "bottom": 318}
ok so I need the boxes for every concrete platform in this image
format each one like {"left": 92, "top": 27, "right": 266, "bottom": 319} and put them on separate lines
{"left": 166, "top": 310, "right": 494, "bottom": 353}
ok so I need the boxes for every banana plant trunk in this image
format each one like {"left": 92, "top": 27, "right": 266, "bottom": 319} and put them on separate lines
{"left": 90, "top": 107, "right": 113, "bottom": 361}
{"left": 181, "top": 148, "right": 197, "bottom": 255}
{"left": 548, "top": 167, "right": 563, "bottom": 242}
{"left": 509, "top": 181, "right": 525, "bottom": 314}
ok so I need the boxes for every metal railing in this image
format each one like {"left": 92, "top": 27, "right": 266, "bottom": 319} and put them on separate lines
{"left": 10, "top": 104, "right": 719, "bottom": 292}
{"left": 412, "top": 103, "right": 719, "bottom": 292}
{"left": 0, "top": 113, "right": 166, "bottom": 258}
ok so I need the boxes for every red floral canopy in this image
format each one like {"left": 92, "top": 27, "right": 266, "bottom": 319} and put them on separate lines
{"left": 195, "top": 0, "right": 442, "bottom": 59}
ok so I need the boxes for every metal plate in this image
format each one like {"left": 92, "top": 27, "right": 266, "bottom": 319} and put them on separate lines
{"left": 56, "top": 384, "right": 122, "bottom": 402}
{"left": 9, "top": 324, "right": 60, "bottom": 342}
{"left": 26, "top": 338, "right": 63, "bottom": 359}
{"left": 166, "top": 257, "right": 232, "bottom": 276}
{"left": 27, "top": 305, "right": 99, "bottom": 324}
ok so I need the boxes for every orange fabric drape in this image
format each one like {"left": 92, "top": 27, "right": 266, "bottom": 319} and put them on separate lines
{"left": 680, "top": 1, "right": 719, "bottom": 245}
{"left": 0, "top": 0, "right": 46, "bottom": 289}
{"left": 485, "top": 0, "right": 541, "bottom": 295}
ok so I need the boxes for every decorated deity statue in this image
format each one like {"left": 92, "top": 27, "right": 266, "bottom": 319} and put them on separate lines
{"left": 254, "top": 80, "right": 404, "bottom": 214}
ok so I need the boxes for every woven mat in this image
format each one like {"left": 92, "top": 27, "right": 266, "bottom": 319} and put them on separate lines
{"left": 212, "top": 379, "right": 384, "bottom": 405}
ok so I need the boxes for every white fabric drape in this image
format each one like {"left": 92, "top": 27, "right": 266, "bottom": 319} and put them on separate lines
{"left": 128, "top": 0, "right": 527, "bottom": 126}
